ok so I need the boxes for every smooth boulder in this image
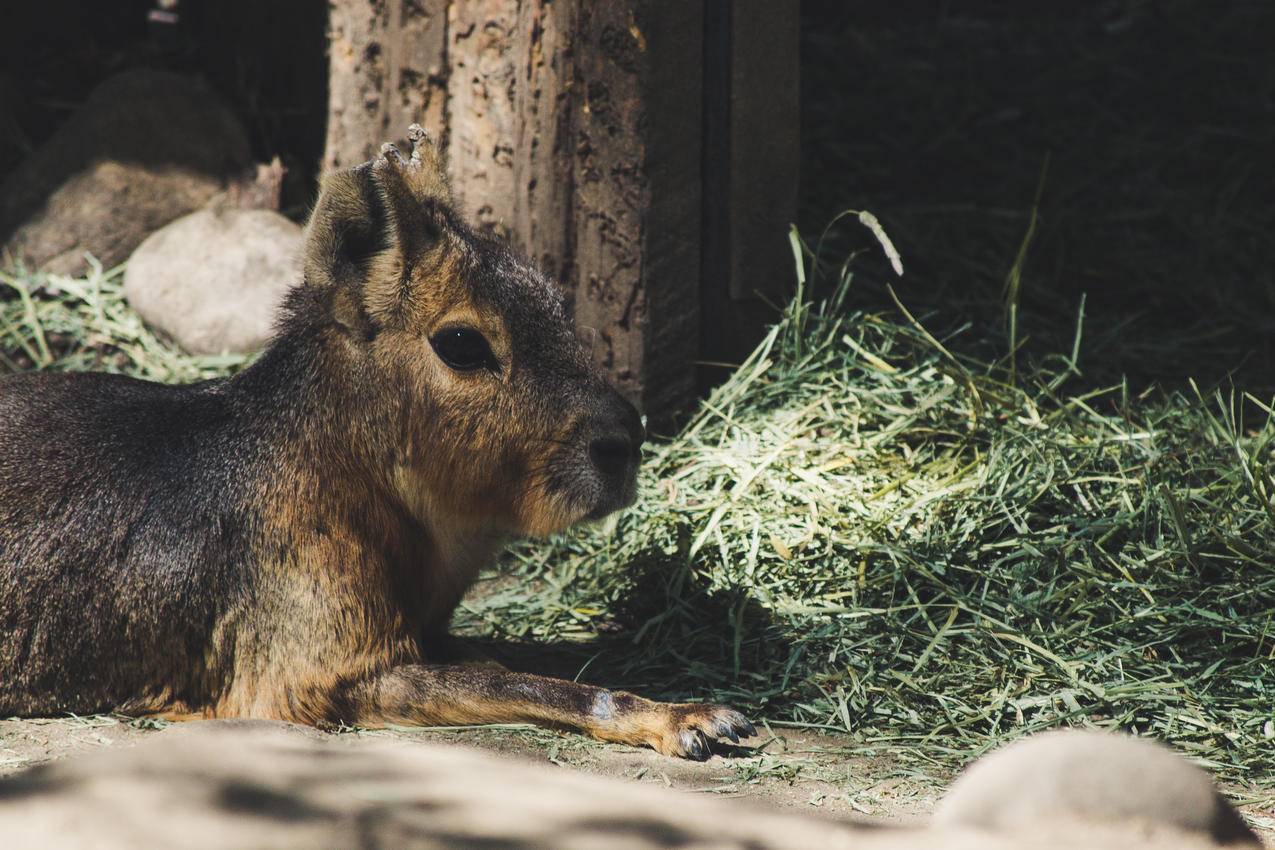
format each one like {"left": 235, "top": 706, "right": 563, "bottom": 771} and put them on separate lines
{"left": 934, "top": 730, "right": 1258, "bottom": 846}
{"left": 0, "top": 721, "right": 1253, "bottom": 850}
{"left": 124, "top": 208, "right": 301, "bottom": 354}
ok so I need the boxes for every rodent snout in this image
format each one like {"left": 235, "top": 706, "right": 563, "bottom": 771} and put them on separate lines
{"left": 586, "top": 396, "right": 644, "bottom": 478}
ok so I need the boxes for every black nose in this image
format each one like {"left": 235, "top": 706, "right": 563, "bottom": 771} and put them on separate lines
{"left": 589, "top": 435, "right": 632, "bottom": 476}
{"left": 587, "top": 397, "right": 645, "bottom": 477}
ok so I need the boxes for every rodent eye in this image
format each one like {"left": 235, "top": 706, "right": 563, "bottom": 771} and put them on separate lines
{"left": 430, "top": 327, "right": 496, "bottom": 372}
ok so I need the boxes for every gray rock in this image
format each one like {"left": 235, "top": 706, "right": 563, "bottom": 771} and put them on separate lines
{"left": 0, "top": 69, "right": 251, "bottom": 275}
{"left": 934, "top": 730, "right": 1258, "bottom": 846}
{"left": 124, "top": 208, "right": 301, "bottom": 354}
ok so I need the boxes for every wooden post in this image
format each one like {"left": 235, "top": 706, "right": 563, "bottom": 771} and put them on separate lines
{"left": 567, "top": 1, "right": 703, "bottom": 418}
{"left": 323, "top": 0, "right": 797, "bottom": 423}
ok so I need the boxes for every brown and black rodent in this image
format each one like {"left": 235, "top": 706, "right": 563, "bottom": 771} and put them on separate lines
{"left": 0, "top": 125, "right": 752, "bottom": 760}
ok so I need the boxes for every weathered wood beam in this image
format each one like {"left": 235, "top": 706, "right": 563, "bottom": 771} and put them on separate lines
{"left": 324, "top": 0, "right": 449, "bottom": 171}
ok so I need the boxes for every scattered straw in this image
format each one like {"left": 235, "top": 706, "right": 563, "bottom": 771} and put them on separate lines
{"left": 0, "top": 260, "right": 247, "bottom": 381}
{"left": 461, "top": 229, "right": 1275, "bottom": 784}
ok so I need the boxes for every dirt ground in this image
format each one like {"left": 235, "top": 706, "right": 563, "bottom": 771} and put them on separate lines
{"left": 2, "top": 715, "right": 1271, "bottom": 844}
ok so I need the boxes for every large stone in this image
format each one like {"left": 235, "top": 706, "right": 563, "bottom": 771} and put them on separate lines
{"left": 935, "top": 730, "right": 1258, "bottom": 846}
{"left": 0, "top": 69, "right": 251, "bottom": 275}
{"left": 124, "top": 208, "right": 301, "bottom": 354}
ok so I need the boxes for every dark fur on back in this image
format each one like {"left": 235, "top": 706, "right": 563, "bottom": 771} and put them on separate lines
{"left": 1, "top": 328, "right": 346, "bottom": 715}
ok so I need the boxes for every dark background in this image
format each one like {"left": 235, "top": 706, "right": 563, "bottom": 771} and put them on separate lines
{"left": 800, "top": 1, "right": 1275, "bottom": 395}
{"left": 0, "top": 0, "right": 327, "bottom": 213}
{"left": 3, "top": 1, "right": 1272, "bottom": 394}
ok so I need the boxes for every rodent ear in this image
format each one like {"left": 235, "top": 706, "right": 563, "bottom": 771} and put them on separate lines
{"left": 302, "top": 164, "right": 387, "bottom": 294}
{"left": 375, "top": 124, "right": 452, "bottom": 207}
{"left": 300, "top": 163, "right": 389, "bottom": 337}
{"left": 301, "top": 125, "right": 451, "bottom": 335}
{"left": 360, "top": 124, "right": 454, "bottom": 327}
{"left": 369, "top": 124, "right": 451, "bottom": 261}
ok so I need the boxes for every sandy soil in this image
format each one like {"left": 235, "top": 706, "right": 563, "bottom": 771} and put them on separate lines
{"left": 0, "top": 717, "right": 935, "bottom": 821}
{"left": 2, "top": 715, "right": 1270, "bottom": 844}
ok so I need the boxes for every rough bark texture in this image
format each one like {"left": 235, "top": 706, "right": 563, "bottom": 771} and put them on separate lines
{"left": 438, "top": 0, "right": 702, "bottom": 414}
{"left": 324, "top": 0, "right": 449, "bottom": 171}
{"left": 323, "top": 0, "right": 793, "bottom": 421}
{"left": 570, "top": 1, "right": 664, "bottom": 407}
{"left": 511, "top": 1, "right": 578, "bottom": 286}
{"left": 446, "top": 0, "right": 520, "bottom": 236}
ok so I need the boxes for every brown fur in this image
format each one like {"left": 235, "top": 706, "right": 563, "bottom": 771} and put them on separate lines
{"left": 0, "top": 126, "right": 752, "bottom": 759}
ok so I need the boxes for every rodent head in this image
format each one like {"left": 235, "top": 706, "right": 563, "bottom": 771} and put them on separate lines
{"left": 297, "top": 125, "right": 643, "bottom": 537}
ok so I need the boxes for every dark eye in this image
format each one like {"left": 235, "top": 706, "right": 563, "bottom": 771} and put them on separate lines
{"left": 430, "top": 327, "right": 496, "bottom": 372}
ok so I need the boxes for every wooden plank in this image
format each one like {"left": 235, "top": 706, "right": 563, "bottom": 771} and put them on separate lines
{"left": 638, "top": 1, "right": 705, "bottom": 420}
{"left": 700, "top": 0, "right": 801, "bottom": 378}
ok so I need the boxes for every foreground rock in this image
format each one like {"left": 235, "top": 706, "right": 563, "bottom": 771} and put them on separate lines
{"left": 124, "top": 208, "right": 301, "bottom": 354}
{"left": 0, "top": 721, "right": 1251, "bottom": 849}
{"left": 0, "top": 69, "right": 251, "bottom": 275}
{"left": 936, "top": 730, "right": 1259, "bottom": 847}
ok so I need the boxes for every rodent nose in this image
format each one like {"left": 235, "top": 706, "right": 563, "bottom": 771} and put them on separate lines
{"left": 588, "top": 396, "right": 644, "bottom": 476}
{"left": 588, "top": 434, "right": 632, "bottom": 476}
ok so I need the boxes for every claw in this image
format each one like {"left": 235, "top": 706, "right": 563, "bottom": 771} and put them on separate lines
{"left": 681, "top": 729, "right": 710, "bottom": 761}
{"left": 708, "top": 718, "right": 740, "bottom": 743}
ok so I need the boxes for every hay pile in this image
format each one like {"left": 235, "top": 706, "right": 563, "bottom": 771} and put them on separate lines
{"left": 463, "top": 231, "right": 1275, "bottom": 783}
